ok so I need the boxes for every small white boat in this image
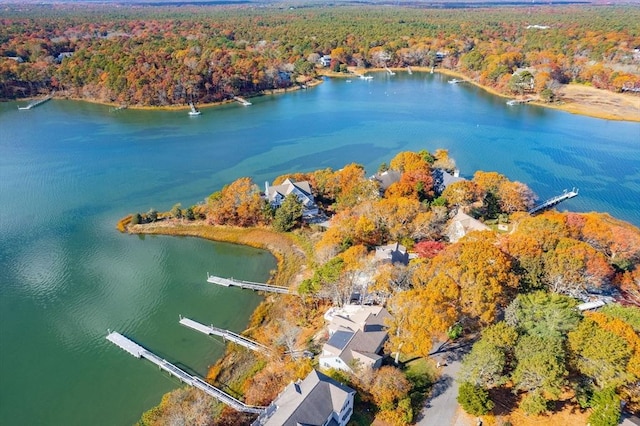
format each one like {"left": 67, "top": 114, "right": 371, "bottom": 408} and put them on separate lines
{"left": 448, "top": 79, "right": 462, "bottom": 84}
{"left": 188, "top": 102, "right": 201, "bottom": 116}
{"left": 359, "top": 75, "right": 373, "bottom": 80}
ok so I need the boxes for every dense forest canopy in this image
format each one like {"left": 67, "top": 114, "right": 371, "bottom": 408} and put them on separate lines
{"left": 1, "top": 4, "right": 639, "bottom": 105}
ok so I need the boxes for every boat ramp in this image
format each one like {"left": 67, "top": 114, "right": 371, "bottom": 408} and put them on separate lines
{"left": 207, "top": 273, "right": 292, "bottom": 294}
{"left": 179, "top": 316, "right": 272, "bottom": 356}
{"left": 106, "top": 331, "right": 265, "bottom": 414}
{"left": 528, "top": 188, "right": 579, "bottom": 214}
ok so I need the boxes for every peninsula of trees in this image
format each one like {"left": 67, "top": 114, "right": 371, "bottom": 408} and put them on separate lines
{"left": 1, "top": 4, "right": 639, "bottom": 116}
{"left": 122, "top": 149, "right": 640, "bottom": 426}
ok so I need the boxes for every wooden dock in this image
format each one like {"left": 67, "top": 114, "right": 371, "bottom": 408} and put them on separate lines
{"left": 207, "top": 273, "right": 291, "bottom": 294}
{"left": 18, "top": 95, "right": 52, "bottom": 110}
{"left": 528, "top": 188, "right": 579, "bottom": 214}
{"left": 106, "top": 331, "right": 265, "bottom": 414}
{"left": 233, "top": 96, "right": 252, "bottom": 106}
{"left": 179, "top": 316, "right": 271, "bottom": 355}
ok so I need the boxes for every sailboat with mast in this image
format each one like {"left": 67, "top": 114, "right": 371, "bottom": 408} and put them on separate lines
{"left": 188, "top": 101, "right": 201, "bottom": 116}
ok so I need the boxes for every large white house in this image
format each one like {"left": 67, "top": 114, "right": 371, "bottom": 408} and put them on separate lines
{"left": 253, "top": 369, "right": 355, "bottom": 426}
{"left": 265, "top": 178, "right": 319, "bottom": 217}
{"left": 320, "top": 305, "right": 391, "bottom": 373}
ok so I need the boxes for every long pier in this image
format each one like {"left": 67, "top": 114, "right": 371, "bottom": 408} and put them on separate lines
{"left": 529, "top": 188, "right": 579, "bottom": 214}
{"left": 179, "top": 316, "right": 271, "bottom": 355}
{"left": 207, "top": 273, "right": 291, "bottom": 295}
{"left": 106, "top": 331, "right": 265, "bottom": 414}
{"left": 18, "top": 95, "right": 52, "bottom": 110}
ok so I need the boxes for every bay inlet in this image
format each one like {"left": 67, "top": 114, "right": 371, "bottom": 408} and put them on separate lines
{"left": 0, "top": 72, "right": 638, "bottom": 425}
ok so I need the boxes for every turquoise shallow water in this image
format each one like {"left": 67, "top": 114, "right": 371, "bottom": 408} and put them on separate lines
{"left": 0, "top": 72, "right": 638, "bottom": 425}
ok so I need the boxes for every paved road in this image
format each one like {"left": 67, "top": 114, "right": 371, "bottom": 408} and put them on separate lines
{"left": 416, "top": 341, "right": 473, "bottom": 426}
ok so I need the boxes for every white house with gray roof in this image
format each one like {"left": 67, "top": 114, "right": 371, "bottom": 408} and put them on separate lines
{"left": 253, "top": 369, "right": 355, "bottom": 426}
{"left": 265, "top": 178, "right": 319, "bottom": 217}
{"left": 320, "top": 305, "right": 391, "bottom": 373}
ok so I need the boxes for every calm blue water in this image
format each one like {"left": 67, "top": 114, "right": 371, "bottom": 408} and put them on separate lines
{"left": 0, "top": 72, "right": 638, "bottom": 425}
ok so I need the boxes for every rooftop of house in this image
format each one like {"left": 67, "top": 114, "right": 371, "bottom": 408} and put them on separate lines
{"left": 322, "top": 305, "right": 391, "bottom": 370}
{"left": 445, "top": 210, "right": 490, "bottom": 242}
{"left": 266, "top": 178, "right": 313, "bottom": 201}
{"left": 432, "top": 168, "right": 465, "bottom": 194}
{"left": 258, "top": 369, "right": 355, "bottom": 426}
{"left": 374, "top": 242, "right": 409, "bottom": 265}
{"left": 371, "top": 169, "right": 402, "bottom": 191}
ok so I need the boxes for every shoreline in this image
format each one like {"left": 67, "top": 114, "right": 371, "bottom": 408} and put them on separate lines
{"left": 125, "top": 221, "right": 309, "bottom": 289}
{"left": 125, "top": 220, "right": 313, "bottom": 412}
{"left": 43, "top": 77, "right": 324, "bottom": 112}
{"left": 327, "top": 66, "right": 639, "bottom": 123}
{"left": 12, "top": 71, "right": 638, "bottom": 122}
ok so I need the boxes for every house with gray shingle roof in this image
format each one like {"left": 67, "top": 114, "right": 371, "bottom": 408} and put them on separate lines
{"left": 320, "top": 305, "right": 390, "bottom": 373}
{"left": 265, "top": 178, "right": 319, "bottom": 217}
{"left": 370, "top": 169, "right": 401, "bottom": 195}
{"left": 253, "top": 369, "right": 355, "bottom": 426}
{"left": 432, "top": 168, "right": 465, "bottom": 195}
{"left": 445, "top": 210, "right": 490, "bottom": 243}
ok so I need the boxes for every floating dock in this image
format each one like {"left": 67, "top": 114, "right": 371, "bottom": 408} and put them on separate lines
{"left": 180, "top": 316, "right": 271, "bottom": 355}
{"left": 207, "top": 273, "right": 291, "bottom": 294}
{"left": 106, "top": 331, "right": 265, "bottom": 414}
{"left": 528, "top": 188, "right": 579, "bottom": 214}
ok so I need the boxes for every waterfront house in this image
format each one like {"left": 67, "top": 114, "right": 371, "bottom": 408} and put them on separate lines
{"left": 432, "top": 168, "right": 465, "bottom": 195}
{"left": 320, "top": 305, "right": 391, "bottom": 373}
{"left": 374, "top": 242, "right": 409, "bottom": 265}
{"left": 370, "top": 169, "right": 401, "bottom": 195}
{"left": 265, "top": 178, "right": 319, "bottom": 217}
{"left": 445, "top": 210, "right": 490, "bottom": 243}
{"left": 254, "top": 369, "right": 355, "bottom": 426}
{"left": 319, "top": 55, "right": 332, "bottom": 67}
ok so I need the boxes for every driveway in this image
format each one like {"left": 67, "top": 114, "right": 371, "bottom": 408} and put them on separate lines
{"left": 415, "top": 340, "right": 473, "bottom": 426}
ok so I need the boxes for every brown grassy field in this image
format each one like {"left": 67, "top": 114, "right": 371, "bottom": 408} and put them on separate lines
{"left": 550, "top": 84, "right": 640, "bottom": 122}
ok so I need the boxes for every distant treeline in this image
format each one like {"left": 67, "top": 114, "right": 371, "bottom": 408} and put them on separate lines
{"left": 1, "top": 4, "right": 638, "bottom": 105}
